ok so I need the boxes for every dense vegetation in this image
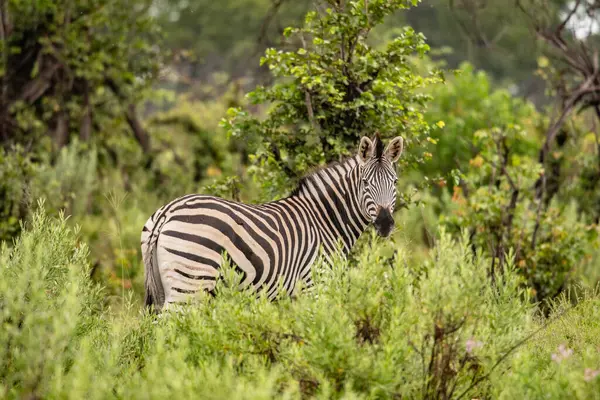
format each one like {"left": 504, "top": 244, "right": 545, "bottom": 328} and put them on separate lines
{"left": 2, "top": 0, "right": 600, "bottom": 398}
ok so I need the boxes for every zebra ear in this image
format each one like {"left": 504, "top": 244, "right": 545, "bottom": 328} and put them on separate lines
{"left": 384, "top": 136, "right": 404, "bottom": 163}
{"left": 358, "top": 136, "right": 374, "bottom": 164}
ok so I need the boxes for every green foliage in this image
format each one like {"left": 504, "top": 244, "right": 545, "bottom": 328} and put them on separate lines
{"left": 0, "top": 204, "right": 104, "bottom": 397}
{"left": 3, "top": 2, "right": 600, "bottom": 398}
{"left": 441, "top": 126, "right": 598, "bottom": 302}
{"left": 32, "top": 141, "right": 99, "bottom": 216}
{"left": 2, "top": 0, "right": 163, "bottom": 146}
{"left": 493, "top": 291, "right": 600, "bottom": 398}
{"left": 422, "top": 63, "right": 539, "bottom": 182}
{"left": 223, "top": 0, "right": 442, "bottom": 199}
{"left": 0, "top": 146, "right": 35, "bottom": 241}
{"left": 0, "top": 208, "right": 530, "bottom": 398}
{"left": 3, "top": 209, "right": 599, "bottom": 398}
{"left": 147, "top": 96, "right": 243, "bottom": 185}
{"left": 0, "top": 83, "right": 254, "bottom": 300}
{"left": 0, "top": 142, "right": 97, "bottom": 241}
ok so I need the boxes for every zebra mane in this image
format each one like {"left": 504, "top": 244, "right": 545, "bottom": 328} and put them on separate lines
{"left": 290, "top": 157, "right": 354, "bottom": 197}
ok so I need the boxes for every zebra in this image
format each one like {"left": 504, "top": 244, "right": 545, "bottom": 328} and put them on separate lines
{"left": 141, "top": 134, "right": 404, "bottom": 311}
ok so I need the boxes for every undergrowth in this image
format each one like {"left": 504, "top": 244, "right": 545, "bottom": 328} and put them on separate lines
{"left": 1, "top": 207, "right": 599, "bottom": 399}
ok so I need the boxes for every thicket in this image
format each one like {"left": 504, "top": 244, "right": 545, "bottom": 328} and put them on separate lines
{"left": 3, "top": 207, "right": 600, "bottom": 399}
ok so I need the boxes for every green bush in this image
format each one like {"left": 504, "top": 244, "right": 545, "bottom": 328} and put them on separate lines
{"left": 223, "top": 0, "right": 442, "bottom": 201}
{"left": 0, "top": 203, "right": 104, "bottom": 397}
{"left": 0, "top": 142, "right": 98, "bottom": 242}
{"left": 493, "top": 291, "right": 600, "bottom": 399}
{"left": 422, "top": 62, "right": 539, "bottom": 187}
{"left": 441, "top": 126, "right": 597, "bottom": 303}
{"left": 0, "top": 146, "right": 36, "bottom": 241}
{"left": 2, "top": 0, "right": 163, "bottom": 148}
{"left": 3, "top": 207, "right": 600, "bottom": 399}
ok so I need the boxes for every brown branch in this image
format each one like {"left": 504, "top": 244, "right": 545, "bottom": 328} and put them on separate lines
{"left": 556, "top": 0, "right": 583, "bottom": 34}
{"left": 125, "top": 104, "right": 151, "bottom": 153}
{"left": 0, "top": 0, "right": 9, "bottom": 142}
{"left": 539, "top": 75, "right": 598, "bottom": 166}
{"left": 498, "top": 138, "right": 519, "bottom": 273}
{"left": 256, "top": 0, "right": 286, "bottom": 47}
{"left": 79, "top": 81, "right": 92, "bottom": 141}
{"left": 305, "top": 90, "right": 316, "bottom": 129}
{"left": 105, "top": 77, "right": 152, "bottom": 154}
{"left": 531, "top": 172, "right": 546, "bottom": 250}
{"left": 18, "top": 62, "right": 61, "bottom": 103}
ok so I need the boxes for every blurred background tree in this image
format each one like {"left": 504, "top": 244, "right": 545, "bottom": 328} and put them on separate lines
{"left": 0, "top": 0, "right": 163, "bottom": 155}
{"left": 152, "top": 0, "right": 312, "bottom": 87}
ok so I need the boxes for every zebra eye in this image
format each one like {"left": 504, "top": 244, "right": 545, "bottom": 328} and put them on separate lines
{"left": 394, "top": 178, "right": 398, "bottom": 184}
{"left": 362, "top": 178, "right": 369, "bottom": 187}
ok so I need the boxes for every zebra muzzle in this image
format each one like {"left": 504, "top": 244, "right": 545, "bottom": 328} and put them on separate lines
{"left": 373, "top": 207, "right": 394, "bottom": 238}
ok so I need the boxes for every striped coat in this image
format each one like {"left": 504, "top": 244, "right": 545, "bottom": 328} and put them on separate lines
{"left": 141, "top": 134, "right": 404, "bottom": 311}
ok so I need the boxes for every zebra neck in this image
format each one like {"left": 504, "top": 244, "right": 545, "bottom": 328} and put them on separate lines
{"left": 291, "top": 156, "right": 370, "bottom": 254}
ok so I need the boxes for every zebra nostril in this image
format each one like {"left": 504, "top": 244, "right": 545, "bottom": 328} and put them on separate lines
{"left": 373, "top": 208, "right": 394, "bottom": 237}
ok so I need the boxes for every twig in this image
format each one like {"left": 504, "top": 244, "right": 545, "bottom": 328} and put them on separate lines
{"left": 556, "top": 0, "right": 583, "bottom": 34}
{"left": 531, "top": 171, "right": 545, "bottom": 250}
{"left": 256, "top": 0, "right": 287, "bottom": 47}
{"left": 538, "top": 74, "right": 597, "bottom": 166}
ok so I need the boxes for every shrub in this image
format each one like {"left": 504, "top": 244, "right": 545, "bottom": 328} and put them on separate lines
{"left": 493, "top": 291, "right": 600, "bottom": 398}
{"left": 441, "top": 125, "right": 597, "bottom": 303}
{"left": 0, "top": 146, "right": 36, "bottom": 241}
{"left": 422, "top": 62, "right": 539, "bottom": 185}
{"left": 223, "top": 0, "right": 442, "bottom": 200}
{"left": 0, "top": 142, "right": 98, "bottom": 242}
{"left": 1, "top": 0, "right": 163, "bottom": 149}
{"left": 0, "top": 203, "right": 104, "bottom": 398}
{"left": 4, "top": 207, "right": 600, "bottom": 398}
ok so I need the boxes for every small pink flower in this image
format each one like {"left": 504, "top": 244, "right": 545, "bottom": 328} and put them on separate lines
{"left": 584, "top": 368, "right": 600, "bottom": 382}
{"left": 466, "top": 337, "right": 483, "bottom": 354}
{"left": 551, "top": 344, "right": 573, "bottom": 363}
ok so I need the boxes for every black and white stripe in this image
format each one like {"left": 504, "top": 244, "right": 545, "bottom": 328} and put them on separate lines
{"left": 141, "top": 134, "right": 404, "bottom": 310}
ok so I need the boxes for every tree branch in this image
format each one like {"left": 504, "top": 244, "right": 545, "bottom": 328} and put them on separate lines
{"left": 105, "top": 77, "right": 152, "bottom": 153}
{"left": 556, "top": 0, "right": 583, "bottom": 34}
{"left": 79, "top": 81, "right": 92, "bottom": 141}
{"left": 18, "top": 61, "right": 61, "bottom": 103}
{"left": 256, "top": 0, "right": 287, "bottom": 47}
{"left": 0, "top": 0, "right": 9, "bottom": 142}
{"left": 125, "top": 104, "right": 151, "bottom": 153}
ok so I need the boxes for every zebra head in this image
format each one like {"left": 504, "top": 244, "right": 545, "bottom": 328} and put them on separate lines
{"left": 357, "top": 134, "right": 404, "bottom": 238}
